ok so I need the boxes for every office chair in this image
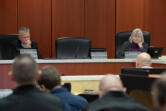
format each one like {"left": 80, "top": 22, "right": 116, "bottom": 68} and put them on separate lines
{"left": 0, "top": 35, "right": 18, "bottom": 60}
{"left": 63, "top": 83, "right": 71, "bottom": 92}
{"left": 56, "top": 37, "right": 91, "bottom": 59}
{"left": 115, "top": 31, "right": 150, "bottom": 58}
{"left": 78, "top": 93, "right": 98, "bottom": 103}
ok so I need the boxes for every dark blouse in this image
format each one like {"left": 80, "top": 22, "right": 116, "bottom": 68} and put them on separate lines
{"left": 117, "top": 41, "right": 149, "bottom": 58}
{"left": 132, "top": 42, "right": 143, "bottom": 51}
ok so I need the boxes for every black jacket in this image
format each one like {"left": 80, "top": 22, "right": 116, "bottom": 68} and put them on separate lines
{"left": 0, "top": 85, "right": 64, "bottom": 111}
{"left": 82, "top": 91, "right": 150, "bottom": 111}
{"left": 117, "top": 41, "right": 149, "bottom": 58}
{"left": 11, "top": 39, "right": 40, "bottom": 58}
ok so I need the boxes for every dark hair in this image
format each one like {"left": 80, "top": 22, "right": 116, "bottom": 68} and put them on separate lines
{"left": 38, "top": 66, "right": 61, "bottom": 90}
{"left": 152, "top": 77, "right": 166, "bottom": 106}
{"left": 12, "top": 54, "right": 37, "bottom": 84}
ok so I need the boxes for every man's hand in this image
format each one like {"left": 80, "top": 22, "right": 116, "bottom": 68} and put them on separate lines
{"left": 24, "top": 40, "right": 32, "bottom": 48}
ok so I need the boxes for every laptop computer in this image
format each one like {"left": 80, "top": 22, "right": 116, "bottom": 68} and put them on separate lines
{"left": 20, "top": 49, "right": 38, "bottom": 59}
{"left": 148, "top": 46, "right": 164, "bottom": 58}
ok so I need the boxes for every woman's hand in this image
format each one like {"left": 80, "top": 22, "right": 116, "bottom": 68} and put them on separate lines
{"left": 138, "top": 42, "right": 143, "bottom": 48}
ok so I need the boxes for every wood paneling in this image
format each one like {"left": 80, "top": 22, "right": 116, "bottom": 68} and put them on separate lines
{"left": 85, "top": 0, "right": 115, "bottom": 58}
{"left": 1, "top": 61, "right": 166, "bottom": 88}
{"left": 0, "top": 64, "right": 13, "bottom": 89}
{"left": 1, "top": 0, "right": 166, "bottom": 58}
{"left": 147, "top": 1, "right": 166, "bottom": 54}
{"left": 0, "top": 0, "right": 17, "bottom": 34}
{"left": 116, "top": 0, "right": 147, "bottom": 32}
{"left": 52, "top": 0, "right": 85, "bottom": 57}
{"left": 17, "top": 0, "right": 52, "bottom": 58}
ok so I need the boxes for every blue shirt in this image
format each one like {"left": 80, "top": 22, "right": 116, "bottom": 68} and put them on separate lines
{"left": 51, "top": 87, "right": 88, "bottom": 111}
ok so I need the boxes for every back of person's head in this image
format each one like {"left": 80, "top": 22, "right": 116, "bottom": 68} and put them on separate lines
{"left": 129, "top": 28, "right": 144, "bottom": 43}
{"left": 152, "top": 74, "right": 166, "bottom": 110}
{"left": 136, "top": 52, "right": 152, "bottom": 68}
{"left": 12, "top": 54, "right": 37, "bottom": 85}
{"left": 99, "top": 74, "right": 126, "bottom": 98}
{"left": 38, "top": 66, "right": 61, "bottom": 91}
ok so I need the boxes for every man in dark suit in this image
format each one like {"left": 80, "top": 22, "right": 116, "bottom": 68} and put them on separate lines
{"left": 0, "top": 55, "right": 64, "bottom": 111}
{"left": 82, "top": 74, "right": 150, "bottom": 111}
{"left": 11, "top": 27, "right": 40, "bottom": 58}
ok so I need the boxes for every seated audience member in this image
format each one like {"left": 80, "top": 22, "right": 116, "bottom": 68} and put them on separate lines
{"left": 151, "top": 74, "right": 166, "bottom": 111}
{"left": 128, "top": 52, "right": 153, "bottom": 109}
{"left": 82, "top": 74, "right": 150, "bottom": 111}
{"left": 38, "top": 66, "right": 88, "bottom": 111}
{"left": 11, "top": 27, "right": 40, "bottom": 58}
{"left": 0, "top": 55, "right": 64, "bottom": 111}
{"left": 117, "top": 28, "right": 149, "bottom": 58}
{"left": 136, "top": 52, "right": 152, "bottom": 68}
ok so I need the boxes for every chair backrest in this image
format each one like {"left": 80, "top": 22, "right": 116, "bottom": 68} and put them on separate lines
{"left": 115, "top": 31, "right": 150, "bottom": 58}
{"left": 0, "top": 35, "right": 18, "bottom": 60}
{"left": 56, "top": 37, "right": 91, "bottom": 59}
{"left": 78, "top": 93, "right": 98, "bottom": 103}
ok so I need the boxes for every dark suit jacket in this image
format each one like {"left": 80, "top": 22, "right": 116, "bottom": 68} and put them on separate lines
{"left": 82, "top": 91, "right": 150, "bottom": 111}
{"left": 11, "top": 39, "right": 40, "bottom": 58}
{"left": 117, "top": 41, "right": 149, "bottom": 58}
{"left": 0, "top": 85, "right": 64, "bottom": 111}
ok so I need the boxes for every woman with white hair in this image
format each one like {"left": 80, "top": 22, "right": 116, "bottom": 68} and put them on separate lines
{"left": 117, "top": 28, "right": 149, "bottom": 58}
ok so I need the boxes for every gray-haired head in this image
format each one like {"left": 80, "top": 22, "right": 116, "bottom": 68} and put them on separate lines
{"left": 18, "top": 27, "right": 31, "bottom": 44}
{"left": 129, "top": 28, "right": 144, "bottom": 43}
{"left": 18, "top": 27, "right": 30, "bottom": 34}
{"left": 12, "top": 54, "right": 37, "bottom": 85}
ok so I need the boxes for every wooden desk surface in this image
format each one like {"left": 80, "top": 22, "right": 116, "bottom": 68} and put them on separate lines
{"left": 0, "top": 59, "right": 166, "bottom": 89}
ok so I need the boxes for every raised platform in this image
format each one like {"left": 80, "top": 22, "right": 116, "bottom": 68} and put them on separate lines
{"left": 0, "top": 59, "right": 166, "bottom": 89}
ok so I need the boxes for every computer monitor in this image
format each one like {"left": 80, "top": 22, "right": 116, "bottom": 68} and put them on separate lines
{"left": 120, "top": 74, "right": 155, "bottom": 93}
{"left": 148, "top": 46, "right": 164, "bottom": 58}
{"left": 20, "top": 49, "right": 38, "bottom": 59}
{"left": 120, "top": 67, "right": 166, "bottom": 93}
{"left": 124, "top": 51, "right": 141, "bottom": 58}
{"left": 121, "top": 68, "right": 148, "bottom": 76}
{"left": 121, "top": 67, "right": 166, "bottom": 76}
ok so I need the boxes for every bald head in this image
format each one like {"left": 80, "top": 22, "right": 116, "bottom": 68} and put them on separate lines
{"left": 136, "top": 52, "right": 152, "bottom": 68}
{"left": 99, "top": 74, "right": 125, "bottom": 97}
